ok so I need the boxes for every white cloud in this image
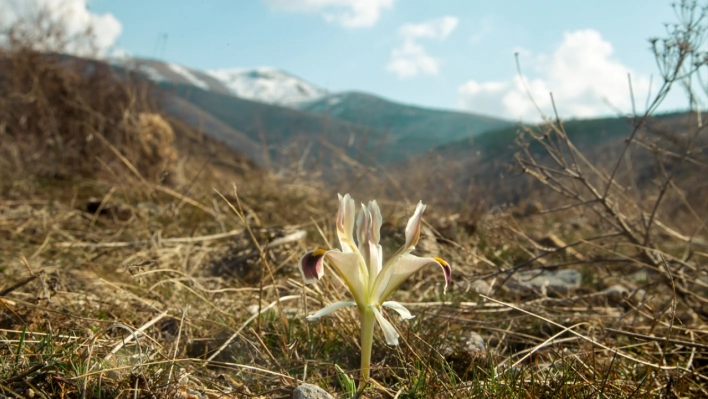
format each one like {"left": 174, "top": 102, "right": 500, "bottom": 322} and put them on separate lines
{"left": 264, "top": 0, "right": 394, "bottom": 28}
{"left": 386, "top": 16, "right": 459, "bottom": 79}
{"left": 386, "top": 40, "right": 439, "bottom": 78}
{"left": 458, "top": 29, "right": 651, "bottom": 121}
{"left": 0, "top": 0, "right": 122, "bottom": 57}
{"left": 398, "top": 16, "right": 459, "bottom": 40}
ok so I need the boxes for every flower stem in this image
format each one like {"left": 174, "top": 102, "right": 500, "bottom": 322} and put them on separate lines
{"left": 358, "top": 307, "right": 375, "bottom": 390}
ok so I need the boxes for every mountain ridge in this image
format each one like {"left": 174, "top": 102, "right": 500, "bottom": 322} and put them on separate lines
{"left": 297, "top": 91, "right": 513, "bottom": 146}
{"left": 113, "top": 57, "right": 515, "bottom": 166}
{"left": 206, "top": 67, "right": 327, "bottom": 105}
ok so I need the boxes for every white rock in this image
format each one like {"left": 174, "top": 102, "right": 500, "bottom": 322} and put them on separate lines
{"left": 466, "top": 331, "right": 486, "bottom": 354}
{"left": 292, "top": 384, "right": 334, "bottom": 399}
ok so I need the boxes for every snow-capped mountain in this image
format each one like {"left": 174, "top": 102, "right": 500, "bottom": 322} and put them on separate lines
{"left": 112, "top": 58, "right": 326, "bottom": 107}
{"left": 109, "top": 56, "right": 513, "bottom": 165}
{"left": 206, "top": 67, "right": 327, "bottom": 106}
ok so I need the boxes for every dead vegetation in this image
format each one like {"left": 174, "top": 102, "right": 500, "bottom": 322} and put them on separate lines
{"left": 0, "top": 47, "right": 178, "bottom": 183}
{"left": 1, "top": 1, "right": 708, "bottom": 398}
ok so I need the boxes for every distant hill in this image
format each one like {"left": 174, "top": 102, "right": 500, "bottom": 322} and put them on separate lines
{"left": 436, "top": 115, "right": 642, "bottom": 161}
{"left": 159, "top": 94, "right": 266, "bottom": 166}
{"left": 157, "top": 83, "right": 407, "bottom": 169}
{"left": 387, "top": 111, "right": 700, "bottom": 207}
{"left": 297, "top": 92, "right": 513, "bottom": 156}
{"left": 115, "top": 58, "right": 514, "bottom": 164}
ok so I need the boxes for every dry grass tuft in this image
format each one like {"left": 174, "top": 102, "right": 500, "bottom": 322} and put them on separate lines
{"left": 130, "top": 112, "right": 179, "bottom": 183}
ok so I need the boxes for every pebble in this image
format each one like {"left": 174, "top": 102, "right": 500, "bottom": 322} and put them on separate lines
{"left": 471, "top": 280, "right": 491, "bottom": 295}
{"left": 292, "top": 384, "right": 334, "bottom": 399}
{"left": 466, "top": 331, "right": 486, "bottom": 354}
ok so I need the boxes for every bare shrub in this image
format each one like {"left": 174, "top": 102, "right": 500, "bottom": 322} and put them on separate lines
{"left": 0, "top": 2, "right": 177, "bottom": 185}
{"left": 0, "top": 51, "right": 177, "bottom": 183}
{"left": 514, "top": 0, "right": 708, "bottom": 316}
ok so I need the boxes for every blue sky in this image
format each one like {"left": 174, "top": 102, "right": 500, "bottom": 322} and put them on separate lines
{"left": 25, "top": 0, "right": 689, "bottom": 120}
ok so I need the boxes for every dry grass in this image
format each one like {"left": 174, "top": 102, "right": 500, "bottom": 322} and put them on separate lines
{"left": 1, "top": 167, "right": 707, "bottom": 398}
{"left": 2, "top": 1, "right": 708, "bottom": 398}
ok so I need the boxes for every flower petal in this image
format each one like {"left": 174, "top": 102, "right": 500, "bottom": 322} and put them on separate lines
{"left": 306, "top": 301, "right": 356, "bottom": 320}
{"left": 382, "top": 301, "right": 415, "bottom": 320}
{"left": 368, "top": 200, "right": 382, "bottom": 245}
{"left": 355, "top": 203, "right": 368, "bottom": 250}
{"left": 373, "top": 307, "right": 399, "bottom": 346}
{"left": 438, "top": 257, "right": 452, "bottom": 290}
{"left": 376, "top": 254, "right": 452, "bottom": 303}
{"left": 325, "top": 250, "right": 368, "bottom": 306}
{"left": 366, "top": 201, "right": 384, "bottom": 278}
{"left": 403, "top": 201, "right": 426, "bottom": 252}
{"left": 356, "top": 203, "right": 371, "bottom": 273}
{"left": 368, "top": 242, "right": 383, "bottom": 283}
{"left": 337, "top": 194, "right": 357, "bottom": 253}
{"left": 376, "top": 201, "right": 427, "bottom": 291}
{"left": 298, "top": 249, "right": 326, "bottom": 284}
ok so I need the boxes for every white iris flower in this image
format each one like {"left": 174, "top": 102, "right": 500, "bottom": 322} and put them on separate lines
{"left": 299, "top": 194, "right": 451, "bottom": 387}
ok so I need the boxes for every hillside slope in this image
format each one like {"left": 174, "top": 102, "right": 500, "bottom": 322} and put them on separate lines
{"left": 159, "top": 94, "right": 266, "bottom": 166}
{"left": 158, "top": 83, "right": 407, "bottom": 168}
{"left": 385, "top": 112, "right": 706, "bottom": 209}
{"left": 297, "top": 91, "right": 513, "bottom": 155}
